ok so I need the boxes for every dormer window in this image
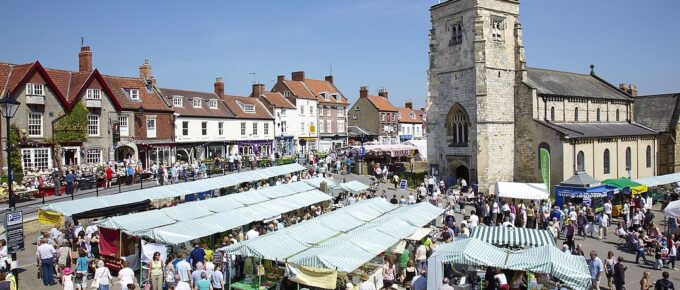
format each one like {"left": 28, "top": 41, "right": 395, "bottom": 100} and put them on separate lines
{"left": 125, "top": 89, "right": 140, "bottom": 101}
{"left": 237, "top": 101, "right": 256, "bottom": 113}
{"left": 192, "top": 98, "right": 202, "bottom": 108}
{"left": 26, "top": 83, "right": 45, "bottom": 95}
{"left": 86, "top": 88, "right": 102, "bottom": 99}
{"left": 173, "top": 96, "right": 183, "bottom": 107}
{"left": 409, "top": 112, "right": 416, "bottom": 119}
{"left": 283, "top": 91, "right": 291, "bottom": 97}
{"left": 208, "top": 99, "right": 218, "bottom": 109}
{"left": 321, "top": 92, "right": 329, "bottom": 100}
{"left": 331, "top": 94, "right": 339, "bottom": 102}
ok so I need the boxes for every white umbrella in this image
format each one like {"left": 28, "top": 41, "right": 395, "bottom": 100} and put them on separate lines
{"left": 664, "top": 200, "right": 680, "bottom": 218}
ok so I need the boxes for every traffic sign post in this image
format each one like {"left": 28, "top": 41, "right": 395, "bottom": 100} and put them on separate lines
{"left": 5, "top": 211, "right": 23, "bottom": 289}
{"left": 399, "top": 179, "right": 408, "bottom": 190}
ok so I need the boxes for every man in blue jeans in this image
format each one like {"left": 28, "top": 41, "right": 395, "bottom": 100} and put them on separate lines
{"left": 36, "top": 238, "right": 56, "bottom": 286}
{"left": 65, "top": 170, "right": 76, "bottom": 195}
{"left": 635, "top": 237, "right": 649, "bottom": 265}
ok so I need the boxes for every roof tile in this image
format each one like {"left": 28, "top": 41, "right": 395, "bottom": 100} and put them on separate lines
{"left": 159, "top": 87, "right": 233, "bottom": 118}
{"left": 366, "top": 96, "right": 398, "bottom": 112}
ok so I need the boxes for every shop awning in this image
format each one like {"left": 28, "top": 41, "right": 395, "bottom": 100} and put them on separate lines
{"left": 664, "top": 200, "right": 680, "bottom": 218}
{"left": 339, "top": 181, "right": 369, "bottom": 193}
{"left": 469, "top": 226, "right": 555, "bottom": 247}
{"left": 38, "top": 163, "right": 306, "bottom": 217}
{"left": 601, "top": 177, "right": 648, "bottom": 194}
{"left": 635, "top": 173, "right": 680, "bottom": 187}
{"left": 495, "top": 182, "right": 549, "bottom": 200}
{"left": 505, "top": 246, "right": 591, "bottom": 290}
{"left": 431, "top": 237, "right": 509, "bottom": 267}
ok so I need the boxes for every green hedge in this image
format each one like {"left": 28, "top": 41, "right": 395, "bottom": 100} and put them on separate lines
{"left": 1, "top": 125, "right": 23, "bottom": 183}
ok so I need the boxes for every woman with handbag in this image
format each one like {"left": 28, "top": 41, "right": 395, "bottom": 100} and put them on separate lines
{"left": 92, "top": 260, "right": 112, "bottom": 290}
{"left": 147, "top": 252, "right": 163, "bottom": 290}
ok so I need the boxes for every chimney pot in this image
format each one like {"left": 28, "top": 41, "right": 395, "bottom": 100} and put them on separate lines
{"left": 78, "top": 46, "right": 93, "bottom": 72}
{"left": 214, "top": 77, "right": 224, "bottom": 96}
{"left": 359, "top": 86, "right": 368, "bottom": 98}
{"left": 325, "top": 75, "right": 334, "bottom": 84}
{"left": 291, "top": 71, "right": 305, "bottom": 81}
{"left": 139, "top": 59, "right": 153, "bottom": 83}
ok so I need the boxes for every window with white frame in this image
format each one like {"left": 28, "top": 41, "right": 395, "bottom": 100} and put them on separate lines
{"left": 173, "top": 96, "right": 183, "bottom": 107}
{"left": 119, "top": 116, "right": 129, "bottom": 136}
{"left": 241, "top": 122, "right": 246, "bottom": 136}
{"left": 86, "top": 148, "right": 103, "bottom": 164}
{"left": 352, "top": 115, "right": 357, "bottom": 120}
{"left": 193, "top": 98, "right": 202, "bottom": 108}
{"left": 281, "top": 121, "right": 287, "bottom": 133}
{"left": 201, "top": 122, "right": 207, "bottom": 135}
{"left": 21, "top": 148, "right": 50, "bottom": 170}
{"left": 264, "top": 123, "right": 269, "bottom": 135}
{"left": 126, "top": 89, "right": 140, "bottom": 101}
{"left": 337, "top": 107, "right": 344, "bottom": 117}
{"left": 319, "top": 120, "right": 325, "bottom": 133}
{"left": 86, "top": 88, "right": 102, "bottom": 99}
{"left": 283, "top": 91, "right": 291, "bottom": 97}
{"left": 319, "top": 106, "right": 324, "bottom": 116}
{"left": 281, "top": 109, "right": 286, "bottom": 116}
{"left": 326, "top": 120, "right": 331, "bottom": 132}
{"left": 147, "top": 117, "right": 157, "bottom": 138}
{"left": 237, "top": 101, "right": 255, "bottom": 113}
{"left": 218, "top": 122, "right": 224, "bottom": 135}
{"left": 209, "top": 99, "right": 218, "bottom": 109}
{"left": 331, "top": 94, "right": 339, "bottom": 101}
{"left": 28, "top": 113, "right": 43, "bottom": 137}
{"left": 300, "top": 106, "right": 305, "bottom": 115}
{"left": 300, "top": 122, "right": 305, "bottom": 133}
{"left": 381, "top": 113, "right": 386, "bottom": 122}
{"left": 26, "top": 83, "right": 45, "bottom": 95}
{"left": 337, "top": 120, "right": 345, "bottom": 133}
{"left": 327, "top": 106, "right": 332, "bottom": 116}
{"left": 88, "top": 114, "right": 100, "bottom": 136}
{"left": 182, "top": 121, "right": 189, "bottom": 136}
{"left": 309, "top": 106, "right": 314, "bottom": 116}
{"left": 252, "top": 122, "right": 258, "bottom": 135}
{"left": 321, "top": 93, "right": 329, "bottom": 100}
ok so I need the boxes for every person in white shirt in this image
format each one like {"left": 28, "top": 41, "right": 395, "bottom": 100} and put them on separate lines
{"left": 246, "top": 226, "right": 260, "bottom": 240}
{"left": 415, "top": 244, "right": 428, "bottom": 272}
{"left": 36, "top": 239, "right": 57, "bottom": 286}
{"left": 117, "top": 260, "right": 135, "bottom": 290}
{"left": 175, "top": 274, "right": 192, "bottom": 290}
{"left": 358, "top": 273, "right": 376, "bottom": 290}
{"left": 469, "top": 210, "right": 479, "bottom": 228}
{"left": 176, "top": 253, "right": 192, "bottom": 283}
{"left": 408, "top": 193, "right": 416, "bottom": 205}
{"left": 93, "top": 260, "right": 112, "bottom": 289}
{"left": 603, "top": 200, "right": 613, "bottom": 226}
{"left": 85, "top": 220, "right": 98, "bottom": 240}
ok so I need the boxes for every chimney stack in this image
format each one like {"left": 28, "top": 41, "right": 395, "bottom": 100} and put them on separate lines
{"left": 139, "top": 59, "right": 156, "bottom": 85}
{"left": 359, "top": 86, "right": 368, "bottom": 98}
{"left": 214, "top": 77, "right": 224, "bottom": 96}
{"left": 277, "top": 75, "right": 285, "bottom": 83}
{"left": 78, "top": 46, "right": 93, "bottom": 72}
{"left": 377, "top": 88, "right": 388, "bottom": 99}
{"left": 405, "top": 99, "right": 413, "bottom": 109}
{"left": 628, "top": 84, "right": 638, "bottom": 97}
{"left": 325, "top": 75, "right": 334, "bottom": 84}
{"left": 291, "top": 71, "right": 305, "bottom": 81}
{"left": 252, "top": 83, "right": 265, "bottom": 98}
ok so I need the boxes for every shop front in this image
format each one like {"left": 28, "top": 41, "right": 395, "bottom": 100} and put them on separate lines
{"left": 298, "top": 137, "right": 317, "bottom": 154}
{"left": 236, "top": 140, "right": 274, "bottom": 155}
{"left": 274, "top": 136, "right": 295, "bottom": 155}
{"left": 319, "top": 134, "right": 347, "bottom": 151}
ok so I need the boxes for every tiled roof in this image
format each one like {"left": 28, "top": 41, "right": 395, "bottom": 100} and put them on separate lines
{"left": 366, "top": 96, "right": 398, "bottom": 112}
{"left": 104, "top": 76, "right": 171, "bottom": 112}
{"left": 221, "top": 95, "right": 273, "bottom": 120}
{"left": 282, "top": 80, "right": 316, "bottom": 99}
{"left": 303, "top": 78, "right": 348, "bottom": 105}
{"left": 536, "top": 121, "right": 657, "bottom": 139}
{"left": 258, "top": 91, "right": 295, "bottom": 109}
{"left": 397, "top": 107, "right": 423, "bottom": 123}
{"left": 0, "top": 62, "right": 34, "bottom": 96}
{"left": 525, "top": 67, "right": 632, "bottom": 101}
{"left": 634, "top": 93, "right": 680, "bottom": 133}
{"left": 159, "top": 87, "right": 234, "bottom": 118}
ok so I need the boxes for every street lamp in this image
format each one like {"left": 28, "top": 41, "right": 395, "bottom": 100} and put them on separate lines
{"left": 0, "top": 96, "right": 20, "bottom": 210}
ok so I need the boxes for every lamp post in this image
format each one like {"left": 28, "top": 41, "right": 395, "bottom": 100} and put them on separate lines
{"left": 0, "top": 96, "right": 20, "bottom": 289}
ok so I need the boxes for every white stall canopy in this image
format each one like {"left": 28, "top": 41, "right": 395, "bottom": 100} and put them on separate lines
{"left": 495, "top": 182, "right": 548, "bottom": 200}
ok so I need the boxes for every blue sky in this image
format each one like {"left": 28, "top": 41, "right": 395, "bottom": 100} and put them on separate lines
{"left": 1, "top": 0, "right": 677, "bottom": 107}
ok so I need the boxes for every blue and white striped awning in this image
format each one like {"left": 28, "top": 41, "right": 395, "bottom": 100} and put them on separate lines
{"left": 469, "top": 226, "right": 555, "bottom": 247}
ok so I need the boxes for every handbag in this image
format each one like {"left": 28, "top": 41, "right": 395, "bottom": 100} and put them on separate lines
{"left": 91, "top": 268, "right": 105, "bottom": 289}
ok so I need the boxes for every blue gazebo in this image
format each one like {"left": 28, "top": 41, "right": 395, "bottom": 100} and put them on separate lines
{"left": 554, "top": 172, "right": 618, "bottom": 208}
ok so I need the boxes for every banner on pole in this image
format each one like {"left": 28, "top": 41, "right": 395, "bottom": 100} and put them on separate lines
{"left": 539, "top": 148, "right": 551, "bottom": 201}
{"left": 38, "top": 209, "right": 63, "bottom": 225}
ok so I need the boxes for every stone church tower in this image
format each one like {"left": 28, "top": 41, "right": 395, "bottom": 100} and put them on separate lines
{"left": 427, "top": 0, "right": 524, "bottom": 192}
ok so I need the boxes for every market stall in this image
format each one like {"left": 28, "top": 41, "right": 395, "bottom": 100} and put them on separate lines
{"left": 428, "top": 237, "right": 591, "bottom": 290}
{"left": 554, "top": 172, "right": 617, "bottom": 210}
{"left": 469, "top": 226, "right": 555, "bottom": 248}
{"left": 495, "top": 182, "right": 549, "bottom": 201}
{"left": 635, "top": 173, "right": 680, "bottom": 188}
{"left": 602, "top": 177, "right": 648, "bottom": 195}
{"left": 664, "top": 200, "right": 680, "bottom": 218}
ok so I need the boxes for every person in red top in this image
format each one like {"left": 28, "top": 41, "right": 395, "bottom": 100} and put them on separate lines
{"left": 105, "top": 165, "right": 114, "bottom": 188}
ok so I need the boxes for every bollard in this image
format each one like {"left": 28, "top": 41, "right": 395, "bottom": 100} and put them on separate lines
{"left": 119, "top": 178, "right": 122, "bottom": 193}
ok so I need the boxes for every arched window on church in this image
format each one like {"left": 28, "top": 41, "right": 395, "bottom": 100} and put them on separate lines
{"left": 550, "top": 107, "right": 555, "bottom": 121}
{"left": 596, "top": 108, "right": 601, "bottom": 122}
{"left": 616, "top": 109, "right": 620, "bottom": 121}
{"left": 575, "top": 107, "right": 579, "bottom": 122}
{"left": 446, "top": 104, "right": 470, "bottom": 147}
{"left": 646, "top": 145, "right": 652, "bottom": 168}
{"left": 625, "top": 147, "right": 632, "bottom": 172}
{"left": 576, "top": 151, "right": 585, "bottom": 172}
{"left": 603, "top": 149, "right": 610, "bottom": 175}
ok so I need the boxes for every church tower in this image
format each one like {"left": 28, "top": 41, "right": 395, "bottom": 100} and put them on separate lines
{"left": 427, "top": 0, "right": 522, "bottom": 192}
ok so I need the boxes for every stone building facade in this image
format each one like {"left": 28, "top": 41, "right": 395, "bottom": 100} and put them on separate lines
{"left": 348, "top": 86, "right": 399, "bottom": 145}
{"left": 635, "top": 93, "right": 680, "bottom": 175}
{"left": 427, "top": 0, "right": 658, "bottom": 192}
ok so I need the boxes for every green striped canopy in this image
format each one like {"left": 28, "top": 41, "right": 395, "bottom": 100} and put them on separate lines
{"left": 434, "top": 237, "right": 509, "bottom": 268}
{"left": 506, "top": 246, "right": 591, "bottom": 290}
{"left": 470, "top": 226, "right": 555, "bottom": 247}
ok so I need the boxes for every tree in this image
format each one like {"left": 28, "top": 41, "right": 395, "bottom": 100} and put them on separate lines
{"left": 2, "top": 124, "right": 24, "bottom": 184}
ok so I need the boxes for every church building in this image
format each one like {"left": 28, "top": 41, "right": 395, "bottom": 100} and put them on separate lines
{"left": 426, "top": 0, "right": 658, "bottom": 192}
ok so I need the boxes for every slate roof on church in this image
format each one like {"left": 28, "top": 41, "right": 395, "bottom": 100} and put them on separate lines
{"left": 525, "top": 67, "right": 632, "bottom": 101}
{"left": 634, "top": 93, "right": 680, "bottom": 133}
{"left": 536, "top": 121, "right": 657, "bottom": 139}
